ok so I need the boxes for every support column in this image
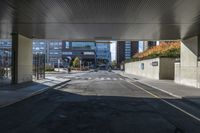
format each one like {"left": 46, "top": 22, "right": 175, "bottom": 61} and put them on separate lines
{"left": 181, "top": 36, "right": 198, "bottom": 67}
{"left": 175, "top": 36, "right": 199, "bottom": 87}
{"left": 12, "top": 33, "right": 33, "bottom": 84}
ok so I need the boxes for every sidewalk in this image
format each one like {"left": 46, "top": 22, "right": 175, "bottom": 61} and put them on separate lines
{"left": 114, "top": 71, "right": 200, "bottom": 106}
{"left": 0, "top": 76, "right": 70, "bottom": 108}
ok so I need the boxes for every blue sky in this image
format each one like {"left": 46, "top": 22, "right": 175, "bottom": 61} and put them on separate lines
{"left": 139, "top": 41, "right": 144, "bottom": 52}
{"left": 110, "top": 41, "right": 117, "bottom": 61}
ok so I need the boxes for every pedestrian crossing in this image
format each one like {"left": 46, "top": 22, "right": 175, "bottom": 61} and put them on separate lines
{"left": 74, "top": 77, "right": 125, "bottom": 81}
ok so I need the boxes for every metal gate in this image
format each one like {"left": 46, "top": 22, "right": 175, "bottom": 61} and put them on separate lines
{"left": 33, "top": 54, "right": 45, "bottom": 80}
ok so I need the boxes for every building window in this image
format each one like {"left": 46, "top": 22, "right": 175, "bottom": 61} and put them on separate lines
{"left": 72, "top": 42, "right": 95, "bottom": 50}
{"left": 65, "top": 42, "right": 70, "bottom": 49}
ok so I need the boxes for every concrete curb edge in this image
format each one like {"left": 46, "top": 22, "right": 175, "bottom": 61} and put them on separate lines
{"left": 0, "top": 79, "right": 71, "bottom": 108}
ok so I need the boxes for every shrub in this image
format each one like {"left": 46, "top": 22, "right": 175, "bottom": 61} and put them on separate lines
{"left": 132, "top": 41, "right": 180, "bottom": 61}
{"left": 73, "top": 57, "right": 80, "bottom": 68}
{"left": 45, "top": 68, "right": 54, "bottom": 72}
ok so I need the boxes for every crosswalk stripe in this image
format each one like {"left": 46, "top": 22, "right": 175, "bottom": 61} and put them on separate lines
{"left": 107, "top": 78, "right": 111, "bottom": 80}
{"left": 74, "top": 77, "right": 125, "bottom": 81}
{"left": 100, "top": 78, "right": 104, "bottom": 80}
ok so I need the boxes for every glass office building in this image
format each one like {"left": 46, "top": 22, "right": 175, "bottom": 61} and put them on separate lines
{"left": 71, "top": 42, "right": 96, "bottom": 50}
{"left": 62, "top": 41, "right": 96, "bottom": 68}
{"left": 96, "top": 41, "right": 111, "bottom": 69}
{"left": 33, "top": 40, "right": 96, "bottom": 68}
{"left": 33, "top": 40, "right": 62, "bottom": 66}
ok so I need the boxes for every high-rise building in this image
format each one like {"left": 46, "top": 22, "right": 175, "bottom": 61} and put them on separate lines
{"left": 143, "top": 41, "right": 157, "bottom": 51}
{"left": 116, "top": 41, "right": 138, "bottom": 67}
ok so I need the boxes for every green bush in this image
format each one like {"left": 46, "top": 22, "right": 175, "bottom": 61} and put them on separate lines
{"left": 45, "top": 68, "right": 54, "bottom": 72}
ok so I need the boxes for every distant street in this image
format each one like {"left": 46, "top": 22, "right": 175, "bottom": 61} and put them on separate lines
{"left": 0, "top": 71, "right": 200, "bottom": 133}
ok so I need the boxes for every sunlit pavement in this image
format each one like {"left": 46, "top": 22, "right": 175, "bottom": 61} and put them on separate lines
{"left": 0, "top": 71, "right": 200, "bottom": 133}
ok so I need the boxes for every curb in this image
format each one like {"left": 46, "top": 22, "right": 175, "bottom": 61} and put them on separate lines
{"left": 0, "top": 79, "right": 71, "bottom": 108}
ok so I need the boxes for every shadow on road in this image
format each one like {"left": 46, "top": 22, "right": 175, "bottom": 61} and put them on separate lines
{"left": 0, "top": 88, "right": 199, "bottom": 133}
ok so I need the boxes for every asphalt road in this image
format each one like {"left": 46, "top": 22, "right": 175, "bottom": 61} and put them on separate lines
{"left": 0, "top": 71, "right": 200, "bottom": 133}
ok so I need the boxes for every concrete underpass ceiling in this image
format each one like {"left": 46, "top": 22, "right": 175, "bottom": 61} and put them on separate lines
{"left": 1, "top": 0, "right": 200, "bottom": 40}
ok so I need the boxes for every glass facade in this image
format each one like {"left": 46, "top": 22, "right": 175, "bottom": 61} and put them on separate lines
{"left": 33, "top": 40, "right": 62, "bottom": 66}
{"left": 96, "top": 42, "right": 111, "bottom": 68}
{"left": 125, "top": 41, "right": 131, "bottom": 59}
{"left": 33, "top": 40, "right": 46, "bottom": 54}
{"left": 71, "top": 42, "right": 96, "bottom": 50}
{"left": 62, "top": 41, "right": 96, "bottom": 68}
{"left": 0, "top": 39, "right": 12, "bottom": 86}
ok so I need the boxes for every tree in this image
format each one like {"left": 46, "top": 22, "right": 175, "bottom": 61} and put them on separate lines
{"left": 111, "top": 60, "right": 117, "bottom": 68}
{"left": 73, "top": 57, "right": 80, "bottom": 68}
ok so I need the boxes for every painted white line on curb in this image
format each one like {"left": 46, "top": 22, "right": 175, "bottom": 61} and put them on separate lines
{"left": 126, "top": 80, "right": 200, "bottom": 122}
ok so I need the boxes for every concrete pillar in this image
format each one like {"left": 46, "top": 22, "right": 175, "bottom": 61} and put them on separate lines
{"left": 12, "top": 33, "right": 33, "bottom": 84}
{"left": 175, "top": 36, "right": 199, "bottom": 87}
{"left": 181, "top": 36, "right": 198, "bottom": 67}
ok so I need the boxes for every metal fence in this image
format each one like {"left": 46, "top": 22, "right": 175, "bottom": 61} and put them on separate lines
{"left": 0, "top": 47, "right": 12, "bottom": 86}
{"left": 33, "top": 54, "right": 45, "bottom": 80}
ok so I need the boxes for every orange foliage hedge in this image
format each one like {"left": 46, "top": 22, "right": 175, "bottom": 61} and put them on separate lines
{"left": 132, "top": 41, "right": 180, "bottom": 61}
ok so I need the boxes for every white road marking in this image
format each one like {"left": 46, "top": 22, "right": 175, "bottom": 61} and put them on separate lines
{"left": 113, "top": 78, "right": 117, "bottom": 80}
{"left": 100, "top": 78, "right": 104, "bottom": 80}
{"left": 75, "top": 77, "right": 125, "bottom": 81}
{"left": 126, "top": 80, "right": 200, "bottom": 122}
{"left": 107, "top": 78, "right": 111, "bottom": 80}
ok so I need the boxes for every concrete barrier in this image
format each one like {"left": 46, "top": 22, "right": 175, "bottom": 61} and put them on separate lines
{"left": 175, "top": 62, "right": 200, "bottom": 88}
{"left": 125, "top": 58, "right": 175, "bottom": 80}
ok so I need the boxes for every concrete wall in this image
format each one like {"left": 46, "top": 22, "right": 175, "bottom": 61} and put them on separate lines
{"left": 175, "top": 63, "right": 199, "bottom": 88}
{"left": 125, "top": 58, "right": 175, "bottom": 80}
{"left": 160, "top": 58, "right": 176, "bottom": 80}
{"left": 175, "top": 36, "right": 200, "bottom": 88}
